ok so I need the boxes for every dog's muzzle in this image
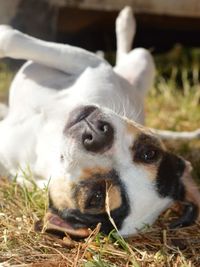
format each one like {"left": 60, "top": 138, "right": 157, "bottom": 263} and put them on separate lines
{"left": 48, "top": 170, "right": 130, "bottom": 236}
{"left": 65, "top": 105, "right": 114, "bottom": 153}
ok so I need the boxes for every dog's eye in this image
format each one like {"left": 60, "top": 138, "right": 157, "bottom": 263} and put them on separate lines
{"left": 143, "top": 149, "right": 157, "bottom": 162}
{"left": 134, "top": 146, "right": 160, "bottom": 164}
{"left": 85, "top": 190, "right": 105, "bottom": 209}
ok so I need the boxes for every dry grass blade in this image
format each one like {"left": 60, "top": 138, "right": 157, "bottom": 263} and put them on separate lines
{"left": 105, "top": 182, "right": 140, "bottom": 267}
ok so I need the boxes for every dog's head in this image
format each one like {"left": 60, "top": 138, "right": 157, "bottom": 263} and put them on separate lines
{"left": 47, "top": 105, "right": 197, "bottom": 237}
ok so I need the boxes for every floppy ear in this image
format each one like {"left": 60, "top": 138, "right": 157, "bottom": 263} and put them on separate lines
{"left": 170, "top": 160, "right": 200, "bottom": 228}
{"left": 157, "top": 153, "right": 200, "bottom": 228}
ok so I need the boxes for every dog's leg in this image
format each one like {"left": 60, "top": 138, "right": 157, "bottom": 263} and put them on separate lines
{"left": 115, "top": 48, "right": 155, "bottom": 96}
{"left": 114, "top": 7, "right": 155, "bottom": 97}
{"left": 0, "top": 25, "right": 106, "bottom": 75}
{"left": 115, "top": 8, "right": 200, "bottom": 142}
{"left": 115, "top": 6, "right": 136, "bottom": 65}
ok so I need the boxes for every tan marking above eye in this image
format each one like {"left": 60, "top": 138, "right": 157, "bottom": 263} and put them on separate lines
{"left": 125, "top": 119, "right": 166, "bottom": 149}
{"left": 106, "top": 184, "right": 122, "bottom": 211}
{"left": 130, "top": 133, "right": 166, "bottom": 181}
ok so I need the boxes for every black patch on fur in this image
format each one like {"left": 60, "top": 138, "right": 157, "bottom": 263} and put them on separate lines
{"left": 155, "top": 150, "right": 199, "bottom": 228}
{"left": 156, "top": 152, "right": 186, "bottom": 200}
{"left": 49, "top": 170, "right": 130, "bottom": 234}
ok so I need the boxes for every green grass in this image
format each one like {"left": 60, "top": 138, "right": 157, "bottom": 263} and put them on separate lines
{"left": 146, "top": 46, "right": 200, "bottom": 182}
{"left": 0, "top": 47, "right": 200, "bottom": 266}
{"left": 147, "top": 45, "right": 200, "bottom": 131}
{"left": 0, "top": 62, "right": 13, "bottom": 102}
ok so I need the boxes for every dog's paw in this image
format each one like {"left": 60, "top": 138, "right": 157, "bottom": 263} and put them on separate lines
{"left": 0, "top": 25, "right": 14, "bottom": 58}
{"left": 116, "top": 6, "right": 136, "bottom": 45}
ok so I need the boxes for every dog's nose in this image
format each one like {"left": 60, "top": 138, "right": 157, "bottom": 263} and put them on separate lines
{"left": 82, "top": 118, "right": 114, "bottom": 153}
{"left": 65, "top": 105, "right": 114, "bottom": 153}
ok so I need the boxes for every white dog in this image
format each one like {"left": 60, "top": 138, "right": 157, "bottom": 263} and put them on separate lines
{"left": 0, "top": 7, "right": 199, "bottom": 237}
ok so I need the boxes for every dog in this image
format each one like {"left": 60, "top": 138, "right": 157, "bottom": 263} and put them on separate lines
{"left": 0, "top": 6, "right": 199, "bottom": 237}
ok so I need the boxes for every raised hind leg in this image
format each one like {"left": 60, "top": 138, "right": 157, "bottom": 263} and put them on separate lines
{"left": 114, "top": 6, "right": 155, "bottom": 97}
{"left": 115, "top": 6, "right": 136, "bottom": 65}
{"left": 114, "top": 7, "right": 200, "bottom": 141}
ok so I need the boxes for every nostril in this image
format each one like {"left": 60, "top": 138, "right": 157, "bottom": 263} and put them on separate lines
{"left": 98, "top": 122, "right": 110, "bottom": 133}
{"left": 85, "top": 134, "right": 93, "bottom": 140}
{"left": 82, "top": 120, "right": 114, "bottom": 153}
{"left": 82, "top": 133, "right": 94, "bottom": 150}
{"left": 82, "top": 132, "right": 93, "bottom": 146}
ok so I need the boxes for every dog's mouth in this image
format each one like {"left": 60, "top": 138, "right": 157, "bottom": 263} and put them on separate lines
{"left": 45, "top": 171, "right": 130, "bottom": 238}
{"left": 43, "top": 211, "right": 91, "bottom": 238}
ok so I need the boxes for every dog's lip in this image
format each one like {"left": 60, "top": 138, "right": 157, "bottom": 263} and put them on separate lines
{"left": 65, "top": 105, "right": 98, "bottom": 130}
{"left": 43, "top": 211, "right": 91, "bottom": 237}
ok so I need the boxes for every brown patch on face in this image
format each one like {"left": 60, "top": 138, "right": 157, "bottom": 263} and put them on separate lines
{"left": 131, "top": 133, "right": 166, "bottom": 181}
{"left": 143, "top": 164, "right": 159, "bottom": 181}
{"left": 75, "top": 179, "right": 122, "bottom": 214}
{"left": 49, "top": 177, "right": 76, "bottom": 211}
{"left": 125, "top": 118, "right": 165, "bottom": 149}
{"left": 74, "top": 170, "right": 123, "bottom": 214}
{"left": 106, "top": 183, "right": 122, "bottom": 211}
{"left": 124, "top": 119, "right": 168, "bottom": 181}
{"left": 79, "top": 167, "right": 110, "bottom": 181}
{"left": 49, "top": 168, "right": 122, "bottom": 214}
{"left": 134, "top": 132, "right": 165, "bottom": 150}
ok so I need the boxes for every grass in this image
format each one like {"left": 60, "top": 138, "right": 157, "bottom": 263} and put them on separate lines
{"left": 0, "top": 62, "right": 13, "bottom": 102}
{"left": 0, "top": 47, "right": 200, "bottom": 266}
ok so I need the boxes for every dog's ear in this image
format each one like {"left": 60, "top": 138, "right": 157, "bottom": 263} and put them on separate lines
{"left": 156, "top": 152, "right": 187, "bottom": 200}
{"left": 157, "top": 153, "right": 200, "bottom": 228}
{"left": 170, "top": 160, "right": 200, "bottom": 228}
